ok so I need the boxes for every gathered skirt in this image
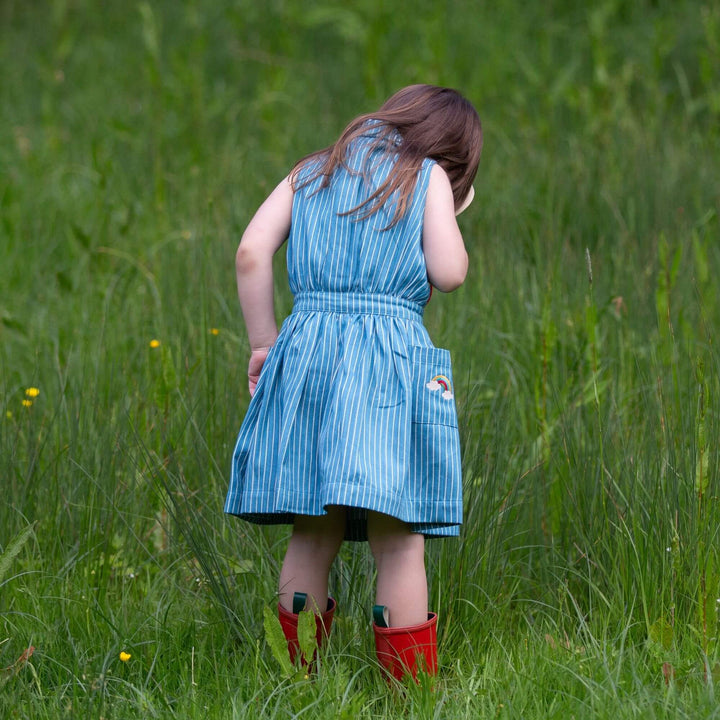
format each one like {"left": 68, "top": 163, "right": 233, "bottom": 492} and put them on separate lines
{"left": 224, "top": 291, "right": 462, "bottom": 541}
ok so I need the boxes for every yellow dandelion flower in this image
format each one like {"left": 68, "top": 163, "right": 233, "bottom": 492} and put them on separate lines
{"left": 119, "top": 651, "right": 131, "bottom": 662}
{"left": 22, "top": 399, "right": 33, "bottom": 408}
{"left": 210, "top": 328, "right": 219, "bottom": 336}
{"left": 6, "top": 411, "right": 12, "bottom": 419}
{"left": 25, "top": 387, "right": 40, "bottom": 398}
{"left": 149, "top": 339, "right": 161, "bottom": 348}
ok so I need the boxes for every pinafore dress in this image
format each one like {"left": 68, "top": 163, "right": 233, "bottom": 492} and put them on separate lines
{"left": 225, "top": 125, "right": 462, "bottom": 541}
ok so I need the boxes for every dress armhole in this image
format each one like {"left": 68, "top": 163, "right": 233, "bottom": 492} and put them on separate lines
{"left": 414, "top": 158, "right": 437, "bottom": 210}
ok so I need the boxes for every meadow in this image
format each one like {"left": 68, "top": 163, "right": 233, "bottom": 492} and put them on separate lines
{"left": 1, "top": 1, "right": 719, "bottom": 717}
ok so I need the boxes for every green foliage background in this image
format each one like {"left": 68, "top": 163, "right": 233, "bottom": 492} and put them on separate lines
{"left": 1, "top": 1, "right": 719, "bottom": 717}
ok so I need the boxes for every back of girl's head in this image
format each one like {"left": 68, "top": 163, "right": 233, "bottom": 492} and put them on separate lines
{"left": 374, "top": 85, "right": 482, "bottom": 205}
{"left": 292, "top": 84, "right": 482, "bottom": 224}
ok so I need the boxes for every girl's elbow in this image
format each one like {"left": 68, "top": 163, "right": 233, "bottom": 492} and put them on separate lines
{"left": 235, "top": 240, "right": 260, "bottom": 275}
{"left": 440, "top": 254, "right": 469, "bottom": 291}
{"left": 433, "top": 267, "right": 468, "bottom": 292}
{"left": 444, "top": 273, "right": 467, "bottom": 292}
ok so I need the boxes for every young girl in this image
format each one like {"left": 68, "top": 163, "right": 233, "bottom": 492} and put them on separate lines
{"left": 225, "top": 84, "right": 482, "bottom": 681}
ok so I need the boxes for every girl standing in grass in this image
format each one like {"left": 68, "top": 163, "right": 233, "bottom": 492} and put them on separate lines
{"left": 225, "top": 84, "right": 481, "bottom": 681}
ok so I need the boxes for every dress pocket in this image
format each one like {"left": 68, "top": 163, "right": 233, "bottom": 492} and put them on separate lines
{"left": 410, "top": 346, "right": 458, "bottom": 428}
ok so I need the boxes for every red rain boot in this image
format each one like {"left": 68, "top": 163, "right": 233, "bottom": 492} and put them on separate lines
{"left": 278, "top": 593, "right": 336, "bottom": 666}
{"left": 372, "top": 606, "right": 438, "bottom": 682}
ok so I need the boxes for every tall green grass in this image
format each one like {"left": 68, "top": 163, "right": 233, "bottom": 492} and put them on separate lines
{"left": 2, "top": 1, "right": 719, "bottom": 717}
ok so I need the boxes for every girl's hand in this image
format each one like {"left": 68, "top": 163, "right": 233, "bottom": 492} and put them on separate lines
{"left": 248, "top": 347, "right": 271, "bottom": 397}
{"left": 455, "top": 185, "right": 475, "bottom": 216}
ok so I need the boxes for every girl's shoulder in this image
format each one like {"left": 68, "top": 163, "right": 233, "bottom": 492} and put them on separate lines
{"left": 294, "top": 154, "right": 326, "bottom": 182}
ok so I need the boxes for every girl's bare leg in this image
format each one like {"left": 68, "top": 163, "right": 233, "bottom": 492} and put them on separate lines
{"left": 367, "top": 511, "right": 428, "bottom": 627}
{"left": 278, "top": 506, "right": 346, "bottom": 613}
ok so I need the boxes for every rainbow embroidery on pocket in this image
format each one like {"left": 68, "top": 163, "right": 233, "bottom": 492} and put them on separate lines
{"left": 426, "top": 374, "right": 454, "bottom": 400}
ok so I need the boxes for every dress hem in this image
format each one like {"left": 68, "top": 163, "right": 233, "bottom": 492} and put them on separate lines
{"left": 224, "top": 488, "right": 461, "bottom": 541}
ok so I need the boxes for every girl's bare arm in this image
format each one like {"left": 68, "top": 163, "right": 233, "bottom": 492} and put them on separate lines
{"left": 235, "top": 176, "right": 293, "bottom": 392}
{"left": 422, "top": 165, "right": 470, "bottom": 292}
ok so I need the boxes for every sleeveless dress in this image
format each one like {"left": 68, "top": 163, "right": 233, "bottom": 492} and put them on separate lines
{"left": 225, "top": 125, "right": 462, "bottom": 541}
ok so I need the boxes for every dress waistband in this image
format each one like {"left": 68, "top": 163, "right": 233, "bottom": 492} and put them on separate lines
{"left": 292, "top": 291, "right": 424, "bottom": 319}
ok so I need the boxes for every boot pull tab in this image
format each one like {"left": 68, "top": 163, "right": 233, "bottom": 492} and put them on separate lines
{"left": 293, "top": 592, "right": 307, "bottom": 614}
{"left": 373, "top": 604, "right": 390, "bottom": 628}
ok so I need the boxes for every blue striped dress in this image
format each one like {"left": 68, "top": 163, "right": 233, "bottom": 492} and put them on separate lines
{"left": 225, "top": 124, "right": 462, "bottom": 540}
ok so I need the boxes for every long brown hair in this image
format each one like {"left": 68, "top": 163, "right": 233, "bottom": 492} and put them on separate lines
{"left": 290, "top": 84, "right": 482, "bottom": 226}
